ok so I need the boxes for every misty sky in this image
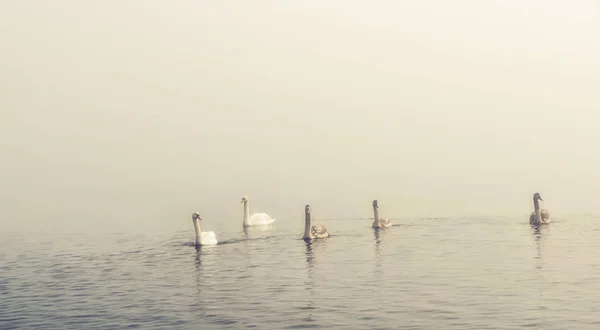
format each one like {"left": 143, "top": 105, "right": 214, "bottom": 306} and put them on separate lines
{"left": 1, "top": 1, "right": 599, "bottom": 233}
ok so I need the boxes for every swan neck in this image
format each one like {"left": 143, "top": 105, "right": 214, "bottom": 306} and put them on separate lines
{"left": 303, "top": 213, "right": 311, "bottom": 239}
{"left": 193, "top": 219, "right": 201, "bottom": 245}
{"left": 373, "top": 205, "right": 380, "bottom": 226}
{"left": 533, "top": 198, "right": 541, "bottom": 224}
{"left": 242, "top": 200, "right": 250, "bottom": 226}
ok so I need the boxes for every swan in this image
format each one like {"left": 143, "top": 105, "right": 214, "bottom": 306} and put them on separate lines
{"left": 529, "top": 193, "right": 551, "bottom": 225}
{"left": 372, "top": 200, "right": 392, "bottom": 228}
{"left": 192, "top": 212, "right": 218, "bottom": 246}
{"left": 303, "top": 205, "right": 329, "bottom": 240}
{"left": 241, "top": 196, "right": 276, "bottom": 227}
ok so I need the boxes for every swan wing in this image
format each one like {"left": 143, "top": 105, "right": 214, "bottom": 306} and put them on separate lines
{"left": 200, "top": 231, "right": 218, "bottom": 245}
{"left": 380, "top": 218, "right": 392, "bottom": 227}
{"left": 541, "top": 209, "right": 551, "bottom": 223}
{"left": 247, "top": 213, "right": 276, "bottom": 226}
{"left": 311, "top": 225, "right": 329, "bottom": 238}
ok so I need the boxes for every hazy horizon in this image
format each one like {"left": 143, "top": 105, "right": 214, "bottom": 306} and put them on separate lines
{"left": 2, "top": 1, "right": 599, "bottom": 233}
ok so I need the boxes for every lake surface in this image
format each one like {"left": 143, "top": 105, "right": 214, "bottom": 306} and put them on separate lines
{"left": 2, "top": 214, "right": 600, "bottom": 329}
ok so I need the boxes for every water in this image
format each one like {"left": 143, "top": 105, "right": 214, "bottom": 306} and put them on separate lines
{"left": 2, "top": 214, "right": 600, "bottom": 329}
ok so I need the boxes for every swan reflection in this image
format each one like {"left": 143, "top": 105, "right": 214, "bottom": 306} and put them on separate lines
{"left": 243, "top": 224, "right": 274, "bottom": 237}
{"left": 373, "top": 228, "right": 384, "bottom": 281}
{"left": 531, "top": 225, "right": 549, "bottom": 272}
{"left": 304, "top": 240, "right": 315, "bottom": 290}
{"left": 374, "top": 228, "right": 382, "bottom": 253}
{"left": 303, "top": 239, "right": 328, "bottom": 315}
{"left": 193, "top": 248, "right": 217, "bottom": 291}
{"left": 194, "top": 249, "right": 203, "bottom": 298}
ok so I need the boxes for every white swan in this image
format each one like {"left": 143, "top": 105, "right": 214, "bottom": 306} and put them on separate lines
{"left": 372, "top": 200, "right": 392, "bottom": 228}
{"left": 241, "top": 196, "right": 276, "bottom": 227}
{"left": 303, "top": 205, "right": 329, "bottom": 239}
{"left": 192, "top": 212, "right": 218, "bottom": 246}
{"left": 529, "top": 193, "right": 551, "bottom": 225}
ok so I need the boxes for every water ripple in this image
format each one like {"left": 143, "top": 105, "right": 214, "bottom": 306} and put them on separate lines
{"left": 2, "top": 216, "right": 600, "bottom": 329}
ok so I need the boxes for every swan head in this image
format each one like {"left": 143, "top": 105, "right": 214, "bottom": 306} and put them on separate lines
{"left": 192, "top": 212, "right": 201, "bottom": 221}
{"left": 305, "top": 204, "right": 311, "bottom": 214}
{"left": 241, "top": 196, "right": 248, "bottom": 203}
{"left": 373, "top": 200, "right": 379, "bottom": 208}
{"left": 533, "top": 193, "right": 543, "bottom": 202}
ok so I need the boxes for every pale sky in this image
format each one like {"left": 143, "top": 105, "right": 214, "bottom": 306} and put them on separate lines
{"left": 1, "top": 1, "right": 599, "bottom": 233}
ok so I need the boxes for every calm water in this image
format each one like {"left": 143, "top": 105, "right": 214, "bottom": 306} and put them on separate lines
{"left": 2, "top": 214, "right": 600, "bottom": 329}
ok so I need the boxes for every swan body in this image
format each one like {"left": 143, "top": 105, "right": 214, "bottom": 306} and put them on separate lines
{"left": 192, "top": 212, "right": 218, "bottom": 246}
{"left": 303, "top": 205, "right": 330, "bottom": 239}
{"left": 529, "top": 193, "right": 551, "bottom": 225}
{"left": 372, "top": 200, "right": 392, "bottom": 228}
{"left": 241, "top": 196, "right": 276, "bottom": 227}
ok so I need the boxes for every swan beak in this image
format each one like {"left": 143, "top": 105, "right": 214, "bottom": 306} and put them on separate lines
{"left": 539, "top": 197, "right": 543, "bottom": 201}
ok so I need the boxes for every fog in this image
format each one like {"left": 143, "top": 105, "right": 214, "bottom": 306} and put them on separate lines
{"left": 1, "top": 1, "right": 599, "bottom": 233}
